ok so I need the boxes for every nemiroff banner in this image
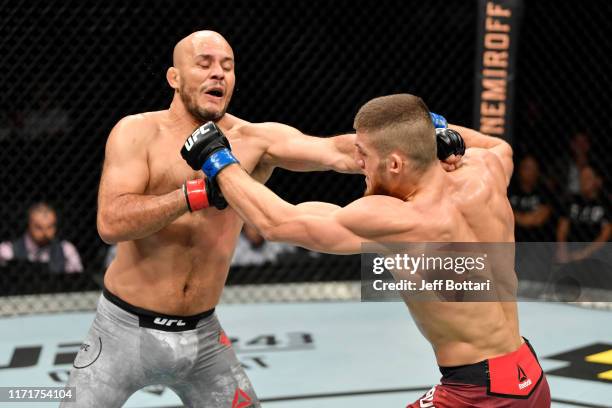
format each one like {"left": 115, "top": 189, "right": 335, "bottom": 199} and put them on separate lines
{"left": 473, "top": 0, "right": 524, "bottom": 142}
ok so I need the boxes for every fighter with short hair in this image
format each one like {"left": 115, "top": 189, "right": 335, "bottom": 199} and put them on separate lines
{"left": 183, "top": 93, "right": 551, "bottom": 407}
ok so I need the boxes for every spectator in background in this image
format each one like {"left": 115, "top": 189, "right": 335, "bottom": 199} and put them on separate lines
{"left": 557, "top": 166, "right": 610, "bottom": 262}
{"left": 509, "top": 155, "right": 553, "bottom": 241}
{"left": 231, "top": 223, "right": 297, "bottom": 266}
{"left": 0, "top": 202, "right": 83, "bottom": 273}
{"left": 565, "top": 131, "right": 592, "bottom": 195}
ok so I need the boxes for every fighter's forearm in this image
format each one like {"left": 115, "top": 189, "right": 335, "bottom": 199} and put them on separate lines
{"left": 97, "top": 189, "right": 187, "bottom": 244}
{"left": 216, "top": 165, "right": 297, "bottom": 239}
{"left": 449, "top": 124, "right": 509, "bottom": 150}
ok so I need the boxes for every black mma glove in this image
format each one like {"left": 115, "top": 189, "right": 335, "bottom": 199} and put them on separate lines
{"left": 180, "top": 122, "right": 238, "bottom": 177}
{"left": 436, "top": 128, "right": 465, "bottom": 161}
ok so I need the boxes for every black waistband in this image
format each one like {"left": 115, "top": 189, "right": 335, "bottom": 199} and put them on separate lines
{"left": 438, "top": 338, "right": 534, "bottom": 386}
{"left": 439, "top": 359, "right": 489, "bottom": 386}
{"left": 102, "top": 287, "right": 215, "bottom": 332}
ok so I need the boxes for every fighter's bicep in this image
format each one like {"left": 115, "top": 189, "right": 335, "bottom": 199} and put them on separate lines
{"left": 99, "top": 155, "right": 149, "bottom": 198}
{"left": 98, "top": 118, "right": 151, "bottom": 202}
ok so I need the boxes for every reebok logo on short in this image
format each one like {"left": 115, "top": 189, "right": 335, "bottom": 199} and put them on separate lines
{"left": 517, "top": 364, "right": 532, "bottom": 389}
{"left": 153, "top": 317, "right": 186, "bottom": 327}
{"left": 219, "top": 330, "right": 232, "bottom": 347}
{"left": 231, "top": 387, "right": 252, "bottom": 408}
{"left": 419, "top": 385, "right": 436, "bottom": 407}
{"left": 517, "top": 364, "right": 528, "bottom": 382}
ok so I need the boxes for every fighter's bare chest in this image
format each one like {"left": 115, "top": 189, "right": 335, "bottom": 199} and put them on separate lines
{"left": 144, "top": 132, "right": 264, "bottom": 195}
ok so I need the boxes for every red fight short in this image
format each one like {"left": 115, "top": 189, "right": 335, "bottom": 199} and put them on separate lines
{"left": 408, "top": 338, "right": 551, "bottom": 407}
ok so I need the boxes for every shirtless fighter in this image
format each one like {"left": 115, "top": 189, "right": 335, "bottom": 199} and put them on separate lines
{"left": 60, "top": 30, "right": 363, "bottom": 407}
{"left": 182, "top": 94, "right": 552, "bottom": 407}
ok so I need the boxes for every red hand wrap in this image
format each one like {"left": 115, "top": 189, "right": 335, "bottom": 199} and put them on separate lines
{"left": 183, "top": 179, "right": 209, "bottom": 212}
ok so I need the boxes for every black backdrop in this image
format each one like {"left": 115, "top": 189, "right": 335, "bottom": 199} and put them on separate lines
{"left": 1, "top": 0, "right": 611, "bottom": 291}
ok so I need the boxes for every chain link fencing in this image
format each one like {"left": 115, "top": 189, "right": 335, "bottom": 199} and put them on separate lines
{"left": 1, "top": 0, "right": 610, "bottom": 313}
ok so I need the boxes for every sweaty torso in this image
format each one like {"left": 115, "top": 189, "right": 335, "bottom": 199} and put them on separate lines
{"left": 387, "top": 150, "right": 520, "bottom": 366}
{"left": 104, "top": 111, "right": 271, "bottom": 315}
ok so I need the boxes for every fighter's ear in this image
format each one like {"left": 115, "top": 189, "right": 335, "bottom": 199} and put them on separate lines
{"left": 388, "top": 152, "right": 403, "bottom": 174}
{"left": 166, "top": 67, "right": 180, "bottom": 90}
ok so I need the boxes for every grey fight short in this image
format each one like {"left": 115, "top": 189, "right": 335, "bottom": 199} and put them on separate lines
{"left": 60, "top": 288, "right": 259, "bottom": 408}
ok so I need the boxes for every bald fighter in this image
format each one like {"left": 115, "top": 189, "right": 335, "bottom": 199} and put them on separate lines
{"left": 184, "top": 94, "right": 551, "bottom": 407}
{"left": 59, "top": 30, "right": 360, "bottom": 407}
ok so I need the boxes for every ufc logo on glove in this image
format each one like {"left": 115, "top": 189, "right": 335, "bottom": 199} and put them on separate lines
{"left": 184, "top": 123, "right": 214, "bottom": 151}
